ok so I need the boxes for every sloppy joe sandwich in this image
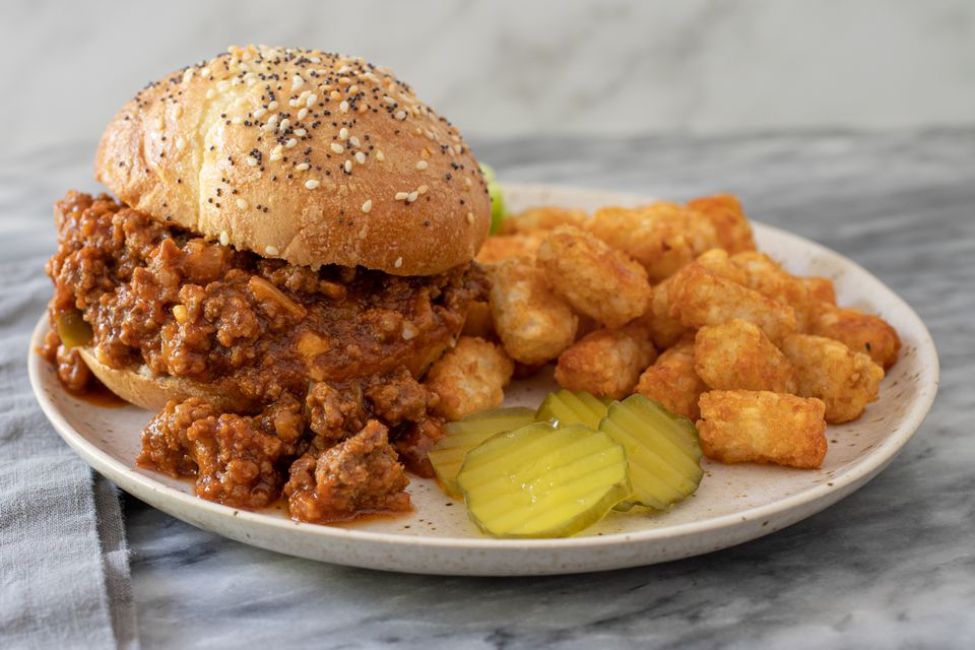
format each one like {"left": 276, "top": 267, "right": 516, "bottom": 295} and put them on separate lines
{"left": 43, "top": 45, "right": 491, "bottom": 523}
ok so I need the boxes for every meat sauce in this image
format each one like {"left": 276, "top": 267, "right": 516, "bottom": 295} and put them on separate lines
{"left": 44, "top": 192, "right": 485, "bottom": 523}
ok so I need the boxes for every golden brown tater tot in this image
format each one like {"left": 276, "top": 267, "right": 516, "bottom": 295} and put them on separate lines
{"left": 476, "top": 231, "right": 546, "bottom": 265}
{"left": 426, "top": 337, "right": 514, "bottom": 421}
{"left": 810, "top": 303, "right": 901, "bottom": 369}
{"left": 487, "top": 258, "right": 578, "bottom": 365}
{"left": 499, "top": 206, "right": 587, "bottom": 235}
{"left": 537, "top": 226, "right": 652, "bottom": 328}
{"left": 782, "top": 334, "right": 884, "bottom": 424}
{"left": 588, "top": 203, "right": 720, "bottom": 282}
{"left": 731, "top": 251, "right": 813, "bottom": 331}
{"left": 697, "top": 391, "right": 827, "bottom": 469}
{"left": 694, "top": 320, "right": 797, "bottom": 393}
{"left": 687, "top": 194, "right": 756, "bottom": 253}
{"left": 635, "top": 338, "right": 707, "bottom": 420}
{"left": 555, "top": 323, "right": 657, "bottom": 399}
{"left": 803, "top": 277, "right": 837, "bottom": 305}
{"left": 668, "top": 264, "right": 798, "bottom": 343}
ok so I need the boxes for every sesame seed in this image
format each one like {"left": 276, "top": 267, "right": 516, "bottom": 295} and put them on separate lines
{"left": 236, "top": 198, "right": 248, "bottom": 209}
{"left": 200, "top": 67, "right": 211, "bottom": 78}
{"left": 292, "top": 74, "right": 304, "bottom": 90}
{"left": 349, "top": 136, "right": 360, "bottom": 147}
{"left": 395, "top": 192, "right": 409, "bottom": 200}
{"left": 383, "top": 96, "right": 396, "bottom": 106}
{"left": 418, "top": 185, "right": 428, "bottom": 194}
{"left": 219, "top": 230, "right": 230, "bottom": 246}
{"left": 339, "top": 127, "right": 349, "bottom": 139}
{"left": 394, "top": 257, "right": 403, "bottom": 268}
{"left": 305, "top": 179, "right": 320, "bottom": 189}
{"left": 358, "top": 225, "right": 369, "bottom": 239}
{"left": 294, "top": 128, "right": 307, "bottom": 137}
{"left": 339, "top": 100, "right": 349, "bottom": 113}
{"left": 268, "top": 100, "right": 279, "bottom": 110}
{"left": 246, "top": 156, "right": 258, "bottom": 167}
{"left": 416, "top": 160, "right": 428, "bottom": 170}
{"left": 361, "top": 199, "right": 372, "bottom": 213}
{"left": 394, "top": 110, "right": 407, "bottom": 120}
{"left": 330, "top": 142, "right": 345, "bottom": 154}
{"left": 278, "top": 118, "right": 290, "bottom": 132}
{"left": 407, "top": 191, "right": 418, "bottom": 203}
{"left": 253, "top": 108, "right": 267, "bottom": 118}
{"left": 305, "top": 94, "right": 317, "bottom": 107}
{"left": 295, "top": 162, "right": 310, "bottom": 171}
{"left": 297, "top": 108, "right": 308, "bottom": 120}
{"left": 355, "top": 151, "right": 366, "bottom": 164}
{"left": 266, "top": 114, "right": 279, "bottom": 128}
{"left": 285, "top": 138, "right": 298, "bottom": 148}
{"left": 344, "top": 160, "right": 353, "bottom": 173}
{"left": 270, "top": 145, "right": 283, "bottom": 161}
{"left": 265, "top": 245, "right": 280, "bottom": 256}
{"left": 330, "top": 90, "right": 341, "bottom": 101}
{"left": 376, "top": 150, "right": 385, "bottom": 162}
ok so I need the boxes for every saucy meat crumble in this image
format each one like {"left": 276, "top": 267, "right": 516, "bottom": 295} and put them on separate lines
{"left": 44, "top": 191, "right": 486, "bottom": 522}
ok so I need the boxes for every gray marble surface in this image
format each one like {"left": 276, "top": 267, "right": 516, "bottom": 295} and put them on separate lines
{"left": 6, "top": 1, "right": 975, "bottom": 153}
{"left": 7, "top": 130, "right": 972, "bottom": 648}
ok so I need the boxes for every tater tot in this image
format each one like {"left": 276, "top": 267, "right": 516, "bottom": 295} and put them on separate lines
{"left": 555, "top": 323, "right": 658, "bottom": 399}
{"left": 588, "top": 203, "right": 720, "bottom": 282}
{"left": 810, "top": 303, "right": 901, "bottom": 369}
{"left": 803, "top": 276, "right": 837, "bottom": 305}
{"left": 635, "top": 339, "right": 707, "bottom": 419}
{"left": 426, "top": 337, "right": 514, "bottom": 421}
{"left": 694, "top": 248, "right": 749, "bottom": 284}
{"left": 686, "top": 194, "right": 756, "bottom": 253}
{"left": 487, "top": 258, "right": 578, "bottom": 365}
{"left": 476, "top": 231, "right": 546, "bottom": 265}
{"left": 731, "top": 251, "right": 813, "bottom": 330}
{"left": 500, "top": 206, "right": 587, "bottom": 235}
{"left": 694, "top": 320, "right": 797, "bottom": 393}
{"left": 640, "top": 274, "right": 683, "bottom": 349}
{"left": 668, "top": 264, "right": 798, "bottom": 343}
{"left": 697, "top": 391, "right": 827, "bottom": 469}
{"left": 461, "top": 300, "right": 494, "bottom": 339}
{"left": 536, "top": 225, "right": 652, "bottom": 328}
{"left": 782, "top": 334, "right": 884, "bottom": 424}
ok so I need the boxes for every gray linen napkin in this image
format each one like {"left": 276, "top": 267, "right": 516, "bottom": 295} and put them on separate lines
{"left": 0, "top": 199, "right": 137, "bottom": 648}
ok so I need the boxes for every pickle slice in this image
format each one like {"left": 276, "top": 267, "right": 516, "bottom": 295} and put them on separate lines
{"left": 536, "top": 389, "right": 610, "bottom": 430}
{"left": 55, "top": 309, "right": 93, "bottom": 349}
{"left": 599, "top": 395, "right": 703, "bottom": 511}
{"left": 428, "top": 407, "right": 536, "bottom": 497}
{"left": 457, "top": 422, "right": 630, "bottom": 538}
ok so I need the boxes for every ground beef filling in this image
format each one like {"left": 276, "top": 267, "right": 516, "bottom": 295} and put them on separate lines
{"left": 45, "top": 191, "right": 485, "bottom": 522}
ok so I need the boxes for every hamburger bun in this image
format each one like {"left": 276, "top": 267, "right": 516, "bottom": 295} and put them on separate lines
{"left": 95, "top": 44, "right": 490, "bottom": 276}
{"left": 77, "top": 347, "right": 254, "bottom": 413}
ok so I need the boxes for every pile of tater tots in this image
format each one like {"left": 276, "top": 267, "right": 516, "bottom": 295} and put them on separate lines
{"left": 423, "top": 195, "right": 900, "bottom": 471}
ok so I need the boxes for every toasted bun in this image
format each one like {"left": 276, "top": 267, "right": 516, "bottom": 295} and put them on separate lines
{"left": 95, "top": 45, "right": 490, "bottom": 275}
{"left": 78, "top": 347, "right": 254, "bottom": 413}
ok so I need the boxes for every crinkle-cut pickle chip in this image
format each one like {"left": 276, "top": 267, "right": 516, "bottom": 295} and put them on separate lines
{"left": 428, "top": 407, "right": 536, "bottom": 497}
{"left": 600, "top": 395, "right": 703, "bottom": 511}
{"left": 457, "top": 422, "right": 630, "bottom": 538}
{"left": 536, "top": 389, "right": 610, "bottom": 430}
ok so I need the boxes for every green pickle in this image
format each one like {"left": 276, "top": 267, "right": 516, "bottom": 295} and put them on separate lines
{"left": 428, "top": 407, "right": 536, "bottom": 497}
{"left": 55, "top": 309, "right": 93, "bottom": 350}
{"left": 479, "top": 163, "right": 507, "bottom": 234}
{"left": 536, "top": 389, "right": 609, "bottom": 430}
{"left": 457, "top": 422, "right": 630, "bottom": 538}
{"left": 599, "top": 395, "right": 703, "bottom": 511}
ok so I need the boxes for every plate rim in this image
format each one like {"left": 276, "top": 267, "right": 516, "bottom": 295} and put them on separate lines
{"left": 28, "top": 182, "right": 940, "bottom": 555}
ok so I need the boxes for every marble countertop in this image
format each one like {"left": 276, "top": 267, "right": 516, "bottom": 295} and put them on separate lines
{"left": 9, "top": 130, "right": 972, "bottom": 647}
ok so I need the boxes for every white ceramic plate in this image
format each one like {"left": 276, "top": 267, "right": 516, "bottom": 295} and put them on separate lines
{"left": 29, "top": 184, "right": 939, "bottom": 576}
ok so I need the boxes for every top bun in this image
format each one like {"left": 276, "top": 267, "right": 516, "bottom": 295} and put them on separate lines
{"left": 95, "top": 45, "right": 490, "bottom": 275}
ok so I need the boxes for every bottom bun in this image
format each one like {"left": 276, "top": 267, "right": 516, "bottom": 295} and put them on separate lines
{"left": 78, "top": 347, "right": 254, "bottom": 413}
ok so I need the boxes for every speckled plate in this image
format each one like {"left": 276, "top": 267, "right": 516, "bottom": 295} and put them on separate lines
{"left": 28, "top": 184, "right": 939, "bottom": 576}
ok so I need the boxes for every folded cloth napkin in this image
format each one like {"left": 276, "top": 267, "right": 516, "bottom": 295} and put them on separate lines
{"left": 0, "top": 208, "right": 137, "bottom": 648}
